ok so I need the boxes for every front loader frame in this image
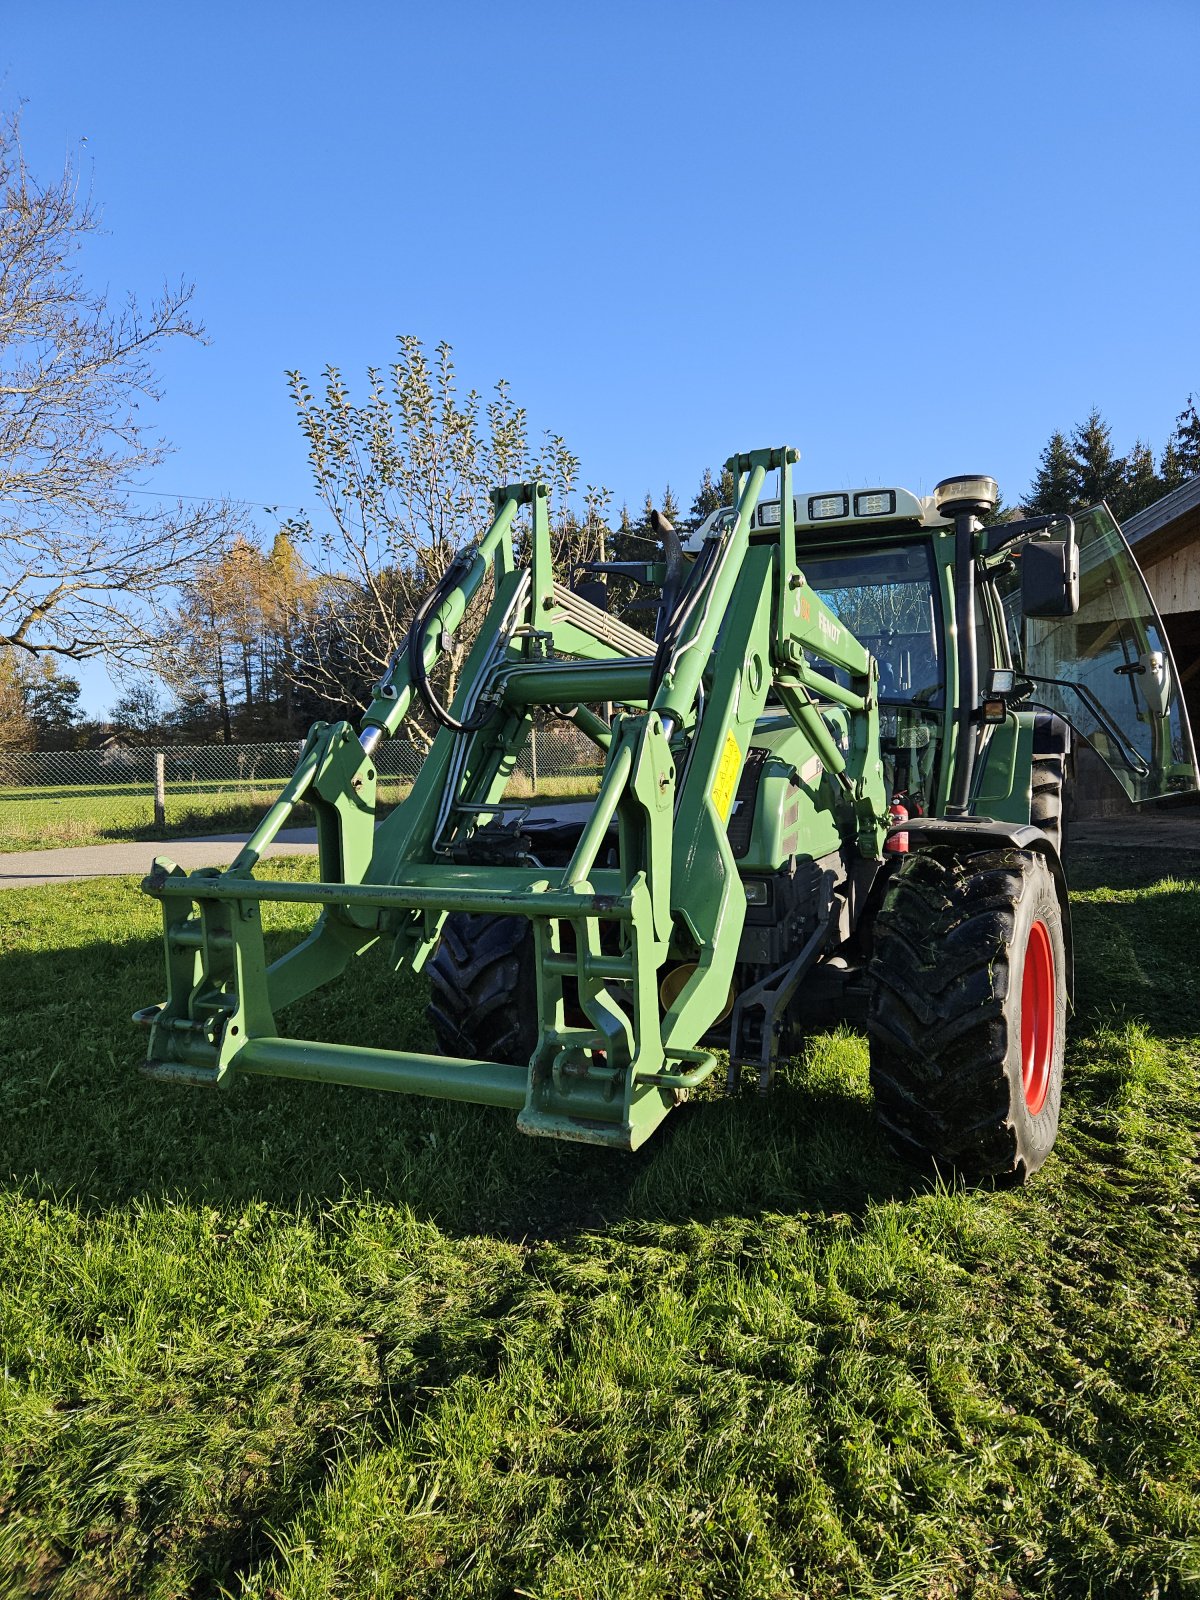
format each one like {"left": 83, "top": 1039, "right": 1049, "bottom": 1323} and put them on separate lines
{"left": 138, "top": 448, "right": 887, "bottom": 1150}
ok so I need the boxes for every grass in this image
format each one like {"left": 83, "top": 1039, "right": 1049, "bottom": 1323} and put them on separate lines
{"left": 0, "top": 845, "right": 1197, "bottom": 1596}
{"left": 0, "top": 786, "right": 300, "bottom": 852}
{"left": 0, "top": 772, "right": 598, "bottom": 852}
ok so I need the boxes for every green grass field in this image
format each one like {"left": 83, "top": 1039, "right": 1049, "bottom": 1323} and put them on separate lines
{"left": 0, "top": 785, "right": 302, "bottom": 852}
{"left": 0, "top": 846, "right": 1197, "bottom": 1597}
{"left": 0, "top": 772, "right": 596, "bottom": 852}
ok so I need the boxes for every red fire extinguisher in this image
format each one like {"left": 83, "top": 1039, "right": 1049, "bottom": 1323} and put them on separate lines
{"left": 886, "top": 796, "right": 909, "bottom": 854}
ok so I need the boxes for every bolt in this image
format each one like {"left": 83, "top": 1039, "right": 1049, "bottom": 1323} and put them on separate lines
{"left": 788, "top": 572, "right": 805, "bottom": 589}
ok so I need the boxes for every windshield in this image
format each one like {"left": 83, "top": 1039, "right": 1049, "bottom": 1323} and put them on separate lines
{"left": 798, "top": 543, "right": 943, "bottom": 706}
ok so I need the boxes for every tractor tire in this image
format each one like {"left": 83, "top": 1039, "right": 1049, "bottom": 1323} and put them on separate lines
{"left": 426, "top": 913, "right": 539, "bottom": 1066}
{"left": 1031, "top": 752, "right": 1068, "bottom": 860}
{"left": 866, "top": 847, "right": 1066, "bottom": 1184}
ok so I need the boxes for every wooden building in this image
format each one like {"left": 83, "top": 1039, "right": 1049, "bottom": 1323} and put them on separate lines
{"left": 1124, "top": 473, "right": 1200, "bottom": 738}
{"left": 1069, "top": 474, "right": 1200, "bottom": 818}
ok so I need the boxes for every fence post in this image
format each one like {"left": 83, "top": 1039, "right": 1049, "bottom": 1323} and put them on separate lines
{"left": 153, "top": 751, "right": 166, "bottom": 829}
{"left": 530, "top": 726, "right": 538, "bottom": 794}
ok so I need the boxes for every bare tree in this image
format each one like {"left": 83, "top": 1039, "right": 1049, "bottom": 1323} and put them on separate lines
{"left": 0, "top": 110, "right": 231, "bottom": 662}
{"left": 283, "top": 336, "right": 606, "bottom": 728}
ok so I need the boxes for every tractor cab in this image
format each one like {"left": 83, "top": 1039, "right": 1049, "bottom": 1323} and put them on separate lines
{"left": 695, "top": 478, "right": 1198, "bottom": 820}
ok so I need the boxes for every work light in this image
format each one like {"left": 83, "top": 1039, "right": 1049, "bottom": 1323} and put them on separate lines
{"left": 808, "top": 494, "right": 849, "bottom": 520}
{"left": 854, "top": 491, "right": 896, "bottom": 517}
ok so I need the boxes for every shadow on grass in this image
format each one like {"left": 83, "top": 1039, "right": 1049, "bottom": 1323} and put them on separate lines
{"left": 1070, "top": 877, "right": 1200, "bottom": 1038}
{"left": 8, "top": 848, "right": 1196, "bottom": 1242}
{"left": 0, "top": 922, "right": 924, "bottom": 1241}
{"left": 6, "top": 847, "right": 1199, "bottom": 1600}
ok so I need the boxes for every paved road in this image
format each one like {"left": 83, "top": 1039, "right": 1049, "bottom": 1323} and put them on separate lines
{"left": 0, "top": 829, "right": 318, "bottom": 889}
{"left": 3, "top": 812, "right": 1199, "bottom": 893}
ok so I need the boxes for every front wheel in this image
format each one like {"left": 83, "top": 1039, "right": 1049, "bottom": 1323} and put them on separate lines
{"left": 866, "top": 848, "right": 1066, "bottom": 1183}
{"left": 426, "top": 913, "right": 539, "bottom": 1066}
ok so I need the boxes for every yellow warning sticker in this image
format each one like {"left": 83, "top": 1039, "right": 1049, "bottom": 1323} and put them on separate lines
{"left": 711, "top": 730, "right": 742, "bottom": 822}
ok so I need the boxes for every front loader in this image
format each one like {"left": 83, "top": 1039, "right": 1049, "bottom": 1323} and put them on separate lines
{"left": 138, "top": 446, "right": 1197, "bottom": 1181}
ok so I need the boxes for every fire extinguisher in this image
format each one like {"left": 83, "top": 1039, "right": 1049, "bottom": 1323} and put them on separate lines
{"left": 885, "top": 796, "right": 909, "bottom": 854}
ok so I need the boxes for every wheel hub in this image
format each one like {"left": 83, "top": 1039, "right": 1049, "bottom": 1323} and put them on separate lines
{"left": 1020, "top": 919, "right": 1055, "bottom": 1115}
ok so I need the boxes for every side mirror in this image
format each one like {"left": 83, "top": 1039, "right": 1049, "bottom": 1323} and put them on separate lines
{"left": 1022, "top": 537, "right": 1079, "bottom": 618}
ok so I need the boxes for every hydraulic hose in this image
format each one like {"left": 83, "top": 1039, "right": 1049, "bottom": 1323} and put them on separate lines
{"left": 648, "top": 536, "right": 720, "bottom": 703}
{"left": 406, "top": 548, "right": 493, "bottom": 734}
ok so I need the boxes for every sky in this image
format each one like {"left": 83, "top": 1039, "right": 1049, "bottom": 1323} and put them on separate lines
{"left": 4, "top": 0, "right": 1199, "bottom": 712}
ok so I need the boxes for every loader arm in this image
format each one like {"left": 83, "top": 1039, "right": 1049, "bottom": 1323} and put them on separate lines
{"left": 138, "top": 446, "right": 887, "bottom": 1149}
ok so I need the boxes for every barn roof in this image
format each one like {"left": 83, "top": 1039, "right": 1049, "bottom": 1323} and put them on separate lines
{"left": 1122, "top": 473, "right": 1200, "bottom": 554}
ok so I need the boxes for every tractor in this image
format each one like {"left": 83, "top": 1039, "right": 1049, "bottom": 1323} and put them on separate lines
{"left": 137, "top": 446, "right": 1197, "bottom": 1182}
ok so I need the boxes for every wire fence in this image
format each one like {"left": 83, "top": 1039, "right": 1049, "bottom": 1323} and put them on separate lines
{"left": 0, "top": 725, "right": 605, "bottom": 852}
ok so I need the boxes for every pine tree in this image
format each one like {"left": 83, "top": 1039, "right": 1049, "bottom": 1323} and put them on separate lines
{"left": 1160, "top": 438, "right": 1187, "bottom": 492}
{"left": 689, "top": 468, "right": 722, "bottom": 526}
{"left": 1115, "top": 440, "right": 1163, "bottom": 521}
{"left": 660, "top": 485, "right": 681, "bottom": 527}
{"left": 688, "top": 465, "right": 736, "bottom": 528}
{"left": 1070, "top": 408, "right": 1125, "bottom": 508}
{"left": 1023, "top": 431, "right": 1076, "bottom": 515}
{"left": 1166, "top": 394, "right": 1200, "bottom": 479}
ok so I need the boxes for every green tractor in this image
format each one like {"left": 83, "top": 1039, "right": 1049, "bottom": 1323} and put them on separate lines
{"left": 137, "top": 447, "right": 1197, "bottom": 1182}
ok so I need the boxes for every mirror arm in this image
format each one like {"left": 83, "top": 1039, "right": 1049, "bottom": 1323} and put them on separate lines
{"left": 984, "top": 512, "right": 1076, "bottom": 558}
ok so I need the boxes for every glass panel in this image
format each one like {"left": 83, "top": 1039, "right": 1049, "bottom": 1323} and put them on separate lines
{"left": 878, "top": 704, "right": 942, "bottom": 814}
{"left": 799, "top": 544, "right": 946, "bottom": 809}
{"left": 1000, "top": 504, "right": 1198, "bottom": 803}
{"left": 799, "top": 543, "right": 943, "bottom": 707}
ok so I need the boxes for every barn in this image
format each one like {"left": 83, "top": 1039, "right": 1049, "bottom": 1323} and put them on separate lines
{"left": 1071, "top": 474, "right": 1200, "bottom": 817}
{"left": 1124, "top": 473, "right": 1200, "bottom": 738}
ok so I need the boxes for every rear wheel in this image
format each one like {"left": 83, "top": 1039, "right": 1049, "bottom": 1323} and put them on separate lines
{"left": 1031, "top": 752, "right": 1068, "bottom": 859}
{"left": 426, "top": 913, "right": 539, "bottom": 1066}
{"left": 866, "top": 847, "right": 1066, "bottom": 1183}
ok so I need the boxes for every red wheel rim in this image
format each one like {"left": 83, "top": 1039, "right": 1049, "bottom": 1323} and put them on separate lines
{"left": 1020, "top": 920, "right": 1055, "bottom": 1115}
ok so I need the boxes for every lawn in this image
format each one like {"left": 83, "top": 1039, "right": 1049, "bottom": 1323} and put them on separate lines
{"left": 0, "top": 784, "right": 309, "bottom": 852}
{"left": 0, "top": 773, "right": 596, "bottom": 852}
{"left": 0, "top": 845, "right": 1197, "bottom": 1597}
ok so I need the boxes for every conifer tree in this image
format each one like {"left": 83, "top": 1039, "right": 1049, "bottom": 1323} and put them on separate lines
{"left": 1069, "top": 408, "right": 1125, "bottom": 508}
{"left": 1166, "top": 394, "right": 1200, "bottom": 479}
{"left": 689, "top": 467, "right": 721, "bottom": 526}
{"left": 1023, "top": 431, "right": 1076, "bottom": 515}
{"left": 688, "top": 464, "right": 736, "bottom": 528}
{"left": 1160, "top": 438, "right": 1187, "bottom": 492}
{"left": 1117, "top": 440, "right": 1163, "bottom": 520}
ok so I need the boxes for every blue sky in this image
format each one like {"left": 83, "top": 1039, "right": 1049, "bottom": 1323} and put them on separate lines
{"left": 5, "top": 0, "right": 1199, "bottom": 711}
